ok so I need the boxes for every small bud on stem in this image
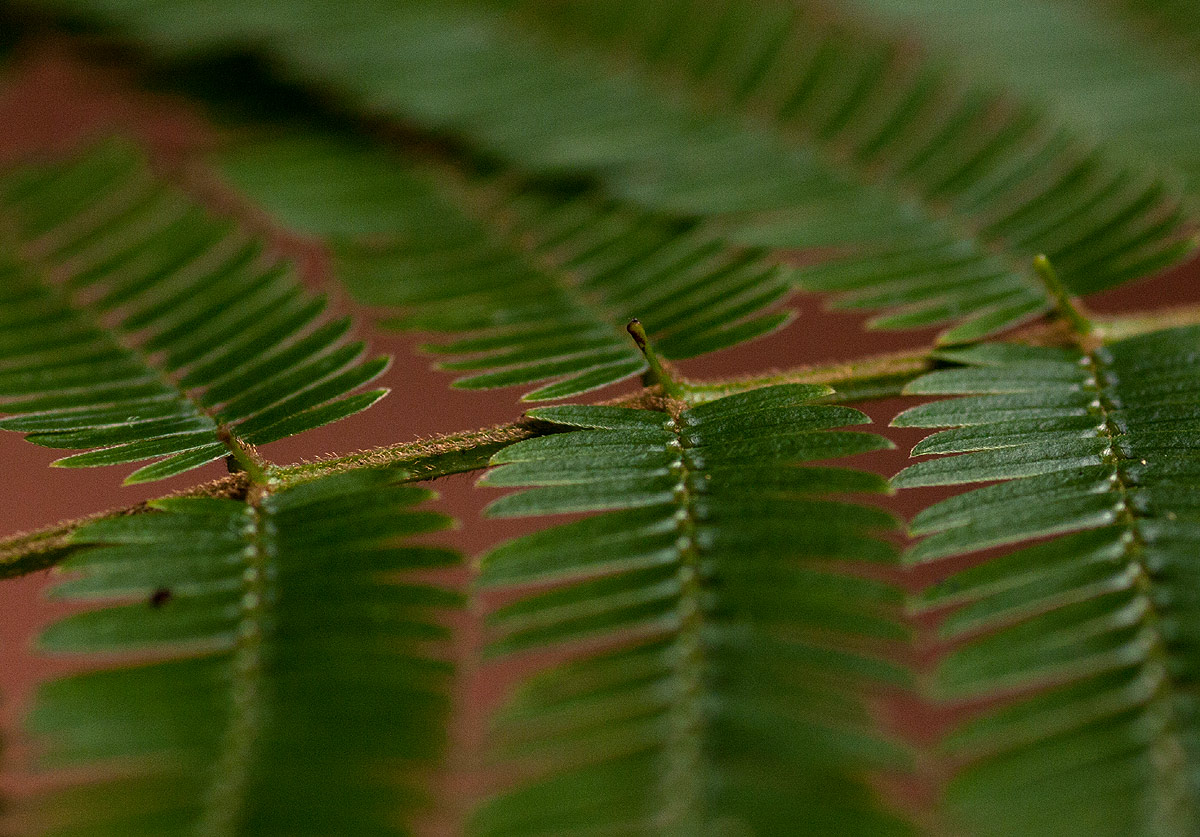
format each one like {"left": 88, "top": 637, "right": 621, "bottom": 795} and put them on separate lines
{"left": 216, "top": 425, "right": 271, "bottom": 486}
{"left": 1033, "top": 254, "right": 1097, "bottom": 342}
{"left": 627, "top": 319, "right": 686, "bottom": 399}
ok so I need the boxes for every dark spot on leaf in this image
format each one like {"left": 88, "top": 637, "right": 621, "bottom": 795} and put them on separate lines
{"left": 149, "top": 588, "right": 173, "bottom": 608}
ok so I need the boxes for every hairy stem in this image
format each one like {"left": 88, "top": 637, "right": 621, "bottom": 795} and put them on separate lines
{"left": 682, "top": 348, "right": 934, "bottom": 402}
{"left": 1097, "top": 300, "right": 1200, "bottom": 341}
{"left": 0, "top": 472, "right": 250, "bottom": 578}
{"left": 6, "top": 294, "right": 1200, "bottom": 578}
{"left": 272, "top": 421, "right": 538, "bottom": 487}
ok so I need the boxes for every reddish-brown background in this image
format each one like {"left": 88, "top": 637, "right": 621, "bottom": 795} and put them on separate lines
{"left": 1, "top": 41, "right": 1198, "bottom": 834}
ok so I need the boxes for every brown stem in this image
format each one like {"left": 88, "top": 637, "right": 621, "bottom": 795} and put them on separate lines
{"left": 7, "top": 297, "right": 1200, "bottom": 578}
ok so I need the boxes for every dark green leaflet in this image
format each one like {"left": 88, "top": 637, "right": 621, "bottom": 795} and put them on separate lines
{"left": 894, "top": 327, "right": 1200, "bottom": 837}
{"left": 30, "top": 470, "right": 460, "bottom": 836}
{"left": 24, "top": 0, "right": 1193, "bottom": 341}
{"left": 0, "top": 141, "right": 388, "bottom": 482}
{"left": 842, "top": 0, "right": 1200, "bottom": 198}
{"left": 473, "top": 385, "right": 910, "bottom": 836}
{"left": 220, "top": 136, "right": 790, "bottom": 401}
{"left": 1103, "top": 0, "right": 1200, "bottom": 64}
{"left": 501, "top": 0, "right": 1192, "bottom": 337}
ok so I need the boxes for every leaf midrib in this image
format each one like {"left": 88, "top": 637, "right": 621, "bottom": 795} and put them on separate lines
{"left": 656, "top": 410, "right": 708, "bottom": 834}
{"left": 195, "top": 497, "right": 275, "bottom": 836}
{"left": 1083, "top": 347, "right": 1196, "bottom": 830}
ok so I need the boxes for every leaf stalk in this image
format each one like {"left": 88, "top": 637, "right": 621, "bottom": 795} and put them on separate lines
{"left": 1032, "top": 254, "right": 1097, "bottom": 341}
{"left": 627, "top": 318, "right": 686, "bottom": 399}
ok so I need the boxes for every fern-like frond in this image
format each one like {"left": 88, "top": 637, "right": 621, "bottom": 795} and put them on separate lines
{"left": 893, "top": 328, "right": 1200, "bottom": 836}
{"left": 472, "top": 386, "right": 909, "bottom": 835}
{"left": 28, "top": 469, "right": 459, "bottom": 836}
{"left": 841, "top": 0, "right": 1200, "bottom": 199}
{"left": 0, "top": 141, "right": 387, "bottom": 483}
{"left": 24, "top": 0, "right": 1194, "bottom": 341}
{"left": 219, "top": 136, "right": 791, "bottom": 401}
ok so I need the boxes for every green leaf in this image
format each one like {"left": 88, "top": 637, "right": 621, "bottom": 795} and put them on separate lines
{"left": 473, "top": 390, "right": 909, "bottom": 835}
{"left": 29, "top": 470, "right": 459, "bottom": 836}
{"left": 218, "top": 135, "right": 793, "bottom": 400}
{"left": 896, "top": 324, "right": 1200, "bottom": 836}
{"left": 29, "top": 0, "right": 1195, "bottom": 340}
{"left": 0, "top": 141, "right": 388, "bottom": 482}
{"left": 841, "top": 0, "right": 1200, "bottom": 200}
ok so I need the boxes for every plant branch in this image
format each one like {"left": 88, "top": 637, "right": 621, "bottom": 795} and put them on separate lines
{"left": 272, "top": 421, "right": 539, "bottom": 488}
{"left": 684, "top": 297, "right": 1200, "bottom": 399}
{"left": 0, "top": 472, "right": 251, "bottom": 579}
{"left": 1096, "top": 300, "right": 1200, "bottom": 341}
{"left": 7, "top": 296, "right": 1200, "bottom": 578}
{"left": 681, "top": 348, "right": 935, "bottom": 403}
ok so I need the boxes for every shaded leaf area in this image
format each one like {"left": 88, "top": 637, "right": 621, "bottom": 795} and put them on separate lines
{"left": 19, "top": 0, "right": 1192, "bottom": 341}
{"left": 1103, "top": 0, "right": 1200, "bottom": 61}
{"left": 496, "top": 0, "right": 1192, "bottom": 340}
{"left": 28, "top": 469, "right": 460, "bottom": 836}
{"left": 473, "top": 386, "right": 910, "bottom": 836}
{"left": 0, "top": 141, "right": 388, "bottom": 483}
{"left": 0, "top": 540, "right": 76, "bottom": 578}
{"left": 220, "top": 136, "right": 790, "bottom": 401}
{"left": 893, "top": 329, "right": 1200, "bottom": 836}
{"left": 842, "top": 0, "right": 1200, "bottom": 201}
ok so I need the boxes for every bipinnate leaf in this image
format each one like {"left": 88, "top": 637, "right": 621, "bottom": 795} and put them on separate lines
{"left": 842, "top": 0, "right": 1200, "bottom": 199}
{"left": 0, "top": 141, "right": 388, "bottom": 483}
{"left": 473, "top": 385, "right": 909, "bottom": 836}
{"left": 30, "top": 469, "right": 460, "bottom": 836}
{"left": 895, "top": 325, "right": 1200, "bottom": 836}
{"left": 220, "top": 135, "right": 792, "bottom": 400}
{"left": 23, "top": 0, "right": 1195, "bottom": 340}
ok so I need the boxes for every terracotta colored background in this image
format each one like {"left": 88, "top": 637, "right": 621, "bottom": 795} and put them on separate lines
{"left": 1, "top": 39, "right": 1198, "bottom": 834}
